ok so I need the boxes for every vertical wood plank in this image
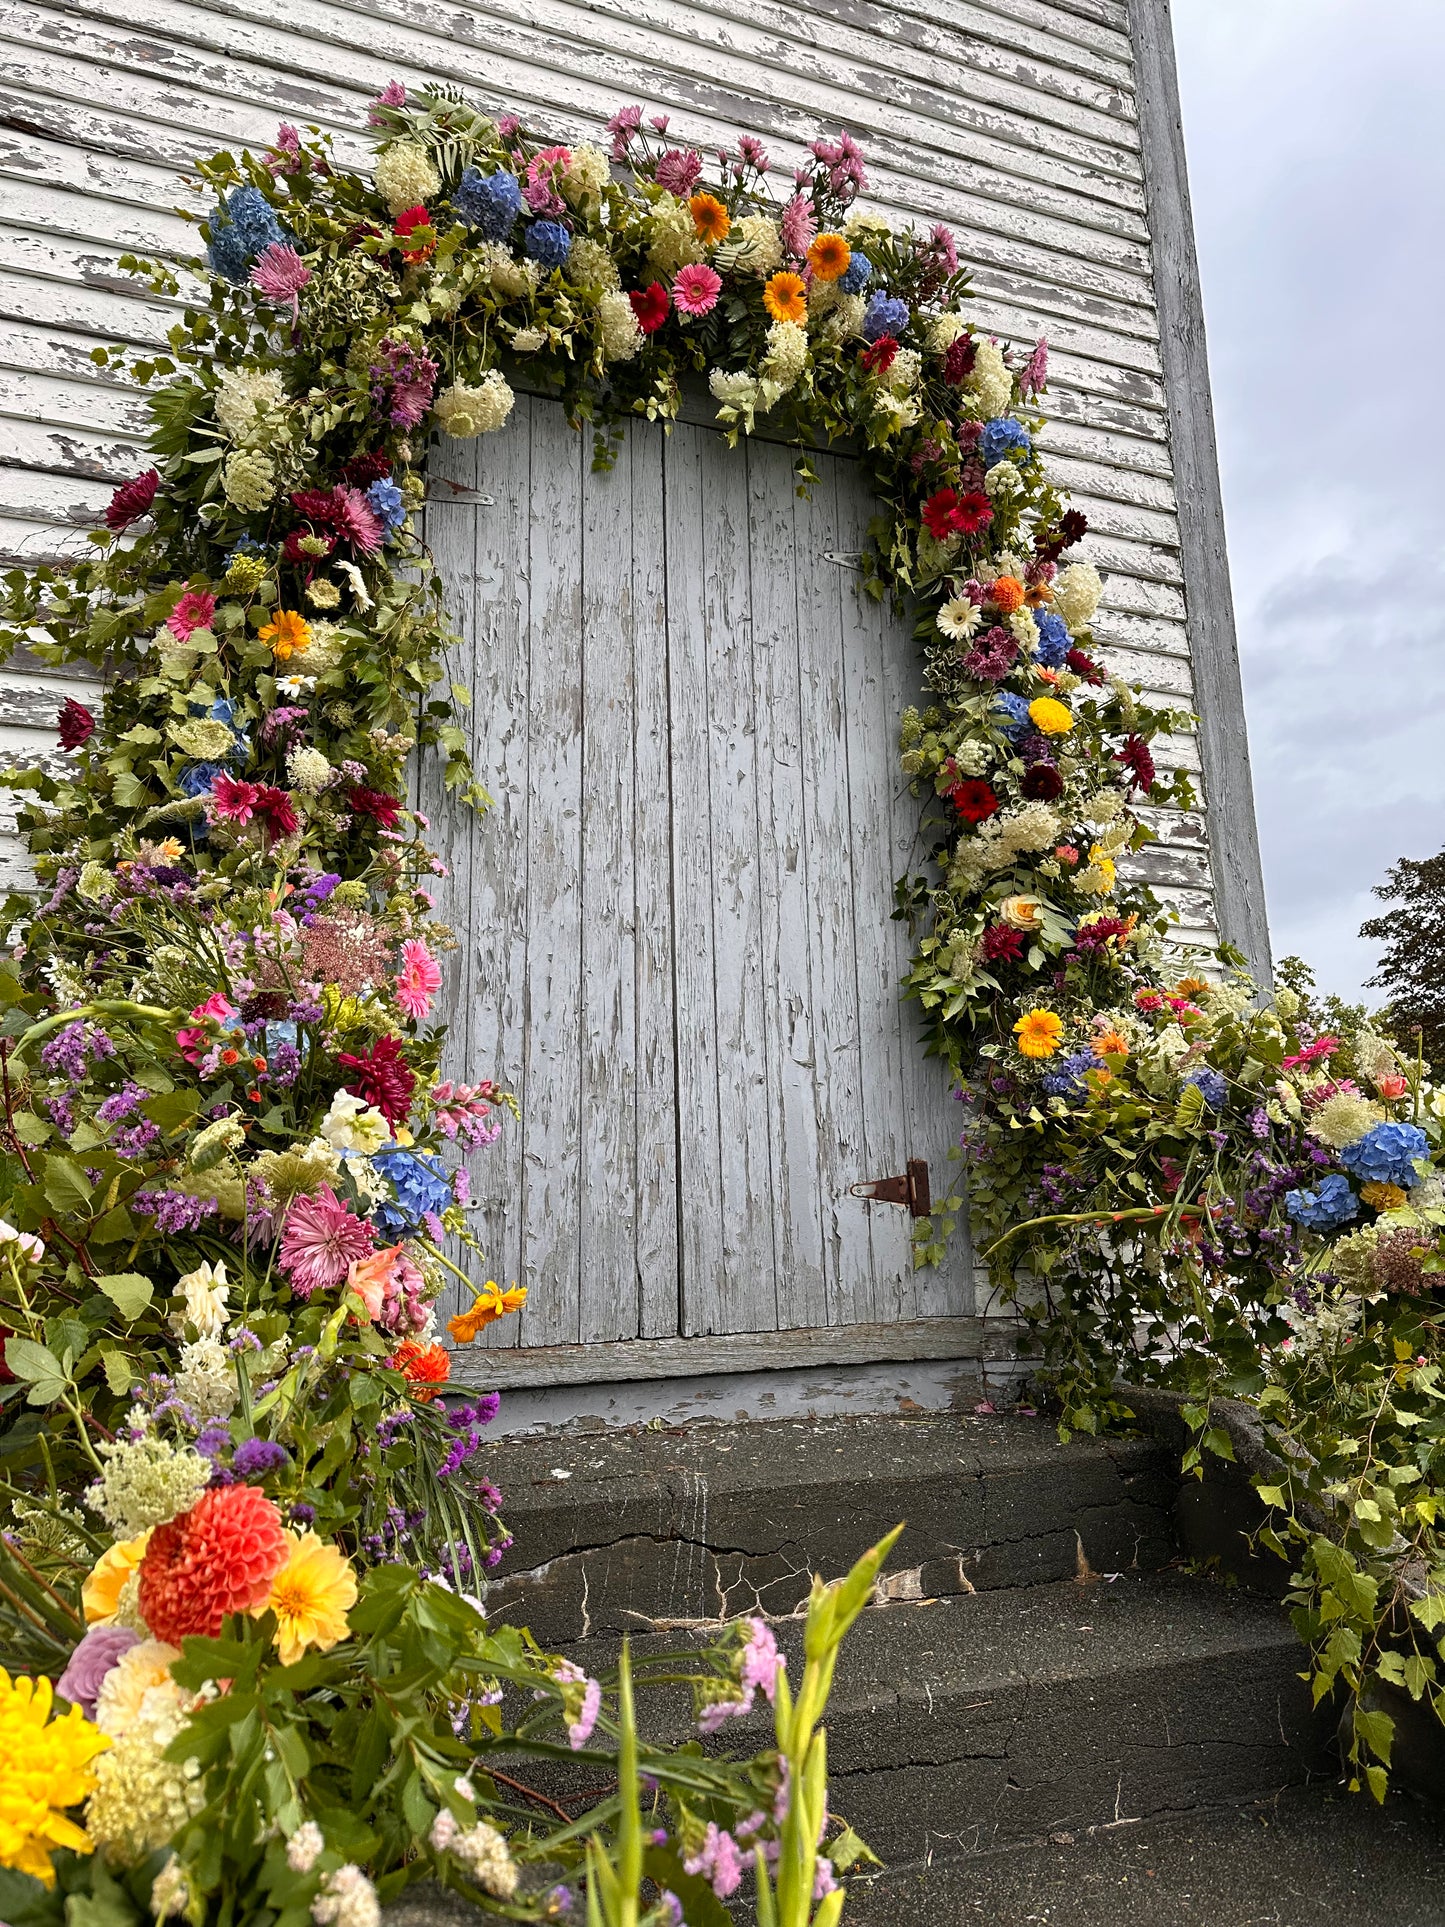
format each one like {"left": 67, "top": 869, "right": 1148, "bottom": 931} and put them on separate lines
{"left": 746, "top": 439, "right": 827, "bottom": 1328}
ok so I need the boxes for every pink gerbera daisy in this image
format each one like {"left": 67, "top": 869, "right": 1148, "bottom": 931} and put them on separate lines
{"left": 210, "top": 773, "right": 260, "bottom": 823}
{"left": 672, "top": 262, "right": 722, "bottom": 319}
{"left": 167, "top": 590, "right": 216, "bottom": 642}
{"left": 396, "top": 938, "right": 443, "bottom": 1022}
{"left": 278, "top": 1185, "right": 376, "bottom": 1296}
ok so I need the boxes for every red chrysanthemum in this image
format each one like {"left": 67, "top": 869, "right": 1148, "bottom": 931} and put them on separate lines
{"left": 57, "top": 697, "right": 96, "bottom": 751}
{"left": 290, "top": 487, "right": 341, "bottom": 529}
{"left": 1073, "top": 915, "right": 1131, "bottom": 954}
{"left": 390, "top": 1339, "right": 450, "bottom": 1402}
{"left": 943, "top": 334, "right": 977, "bottom": 384}
{"left": 859, "top": 335, "right": 898, "bottom": 376}
{"left": 337, "top": 1032, "right": 417, "bottom": 1125}
{"left": 628, "top": 282, "right": 670, "bottom": 334}
{"left": 1064, "top": 646, "right": 1105, "bottom": 686}
{"left": 347, "top": 786, "right": 402, "bottom": 830}
{"left": 980, "top": 924, "right": 1024, "bottom": 964}
{"left": 137, "top": 1485, "right": 288, "bottom": 1644}
{"left": 253, "top": 785, "right": 299, "bottom": 837}
{"left": 339, "top": 452, "right": 393, "bottom": 489}
{"left": 282, "top": 527, "right": 335, "bottom": 566}
{"left": 1117, "top": 734, "right": 1156, "bottom": 796}
{"left": 106, "top": 468, "right": 160, "bottom": 531}
{"left": 950, "top": 778, "right": 998, "bottom": 824}
{"left": 1020, "top": 763, "right": 1064, "bottom": 801}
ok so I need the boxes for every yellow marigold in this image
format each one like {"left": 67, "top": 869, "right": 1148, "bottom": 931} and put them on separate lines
{"left": 258, "top": 608, "right": 311, "bottom": 662}
{"left": 448, "top": 1279, "right": 529, "bottom": 1344}
{"left": 82, "top": 1530, "right": 152, "bottom": 1626}
{"left": 1014, "top": 1009, "right": 1064, "bottom": 1059}
{"left": 689, "top": 192, "right": 731, "bottom": 244}
{"left": 1361, "top": 1181, "right": 1408, "bottom": 1212}
{"left": 1028, "top": 696, "right": 1074, "bottom": 736}
{"left": 0, "top": 1669, "right": 110, "bottom": 1886}
{"left": 807, "top": 232, "right": 851, "bottom": 282}
{"left": 1095, "top": 1029, "right": 1130, "bottom": 1058}
{"left": 256, "top": 1531, "right": 358, "bottom": 1667}
{"left": 763, "top": 271, "right": 807, "bottom": 324}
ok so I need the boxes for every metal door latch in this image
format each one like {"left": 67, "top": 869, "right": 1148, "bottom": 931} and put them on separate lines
{"left": 849, "top": 1158, "right": 931, "bottom": 1217}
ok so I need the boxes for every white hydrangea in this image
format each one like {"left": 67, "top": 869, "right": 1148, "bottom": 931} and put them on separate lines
{"left": 214, "top": 366, "right": 286, "bottom": 443}
{"left": 968, "top": 339, "right": 1013, "bottom": 419}
{"left": 562, "top": 143, "right": 611, "bottom": 206}
{"left": 936, "top": 597, "right": 981, "bottom": 642}
{"left": 761, "top": 319, "right": 809, "bottom": 391}
{"left": 570, "top": 234, "right": 620, "bottom": 290}
{"left": 729, "top": 214, "right": 783, "bottom": 275}
{"left": 807, "top": 277, "right": 839, "bottom": 319}
{"left": 170, "top": 1259, "right": 229, "bottom": 1339}
{"left": 709, "top": 369, "right": 760, "bottom": 410}
{"left": 928, "top": 312, "right": 968, "bottom": 355}
{"left": 86, "top": 1732, "right": 204, "bottom": 1866}
{"left": 884, "top": 348, "right": 921, "bottom": 395}
{"left": 646, "top": 194, "right": 702, "bottom": 274}
{"left": 994, "top": 804, "right": 1061, "bottom": 860}
{"left": 984, "top": 459, "right": 1022, "bottom": 499}
{"left": 844, "top": 210, "right": 891, "bottom": 245}
{"left": 373, "top": 142, "right": 440, "bottom": 216}
{"left": 433, "top": 373, "right": 515, "bottom": 438}
{"left": 1308, "top": 1093, "right": 1386, "bottom": 1150}
{"left": 150, "top": 1856, "right": 189, "bottom": 1920}
{"left": 510, "top": 325, "right": 546, "bottom": 353}
{"left": 286, "top": 744, "right": 332, "bottom": 794}
{"left": 1081, "top": 787, "right": 1125, "bottom": 827}
{"left": 319, "top": 1089, "right": 390, "bottom": 1155}
{"left": 1008, "top": 608, "right": 1037, "bottom": 651}
{"left": 1053, "top": 561, "right": 1103, "bottom": 633}
{"left": 86, "top": 1436, "right": 212, "bottom": 1536}
{"left": 824, "top": 293, "right": 866, "bottom": 340}
{"left": 597, "top": 289, "right": 643, "bottom": 361}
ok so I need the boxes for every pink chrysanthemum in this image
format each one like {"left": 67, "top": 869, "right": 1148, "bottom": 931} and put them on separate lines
{"left": 396, "top": 938, "right": 442, "bottom": 1021}
{"left": 672, "top": 262, "right": 722, "bottom": 318}
{"left": 279, "top": 1185, "right": 376, "bottom": 1297}
{"left": 250, "top": 242, "right": 312, "bottom": 321}
{"left": 329, "top": 486, "right": 385, "bottom": 556}
{"left": 367, "top": 79, "right": 406, "bottom": 125}
{"left": 654, "top": 147, "right": 703, "bottom": 196}
{"left": 167, "top": 589, "right": 216, "bottom": 641}
{"left": 523, "top": 146, "right": 570, "bottom": 215}
{"left": 779, "top": 193, "right": 817, "bottom": 259}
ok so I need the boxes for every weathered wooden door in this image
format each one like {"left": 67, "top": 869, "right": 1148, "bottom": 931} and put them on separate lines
{"left": 427, "top": 395, "right": 969, "bottom": 1370}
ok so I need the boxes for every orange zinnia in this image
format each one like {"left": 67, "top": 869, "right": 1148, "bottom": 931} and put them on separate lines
{"left": 390, "top": 1339, "right": 451, "bottom": 1401}
{"left": 807, "top": 233, "right": 851, "bottom": 282}
{"left": 258, "top": 608, "right": 311, "bottom": 661}
{"left": 689, "top": 192, "right": 731, "bottom": 244}
{"left": 990, "top": 576, "right": 1025, "bottom": 615}
{"left": 763, "top": 271, "right": 807, "bottom": 324}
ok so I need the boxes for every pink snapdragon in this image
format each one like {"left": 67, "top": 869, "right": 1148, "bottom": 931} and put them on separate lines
{"left": 430, "top": 1080, "right": 502, "bottom": 1149}
{"left": 396, "top": 939, "right": 443, "bottom": 1021}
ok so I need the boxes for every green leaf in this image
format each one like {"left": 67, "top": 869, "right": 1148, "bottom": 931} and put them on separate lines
{"left": 94, "top": 1272, "right": 153, "bottom": 1322}
{"left": 3, "top": 1336, "right": 68, "bottom": 1405}
{"left": 42, "top": 1156, "right": 93, "bottom": 1213}
{"left": 102, "top": 1350, "right": 136, "bottom": 1395}
{"left": 1352, "top": 1705, "right": 1394, "bottom": 1767}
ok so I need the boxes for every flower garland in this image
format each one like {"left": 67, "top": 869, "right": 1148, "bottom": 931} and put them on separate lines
{"left": 0, "top": 78, "right": 1442, "bottom": 1897}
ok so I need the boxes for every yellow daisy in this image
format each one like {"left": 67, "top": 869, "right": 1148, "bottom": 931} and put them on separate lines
{"left": 688, "top": 192, "right": 731, "bottom": 244}
{"left": 448, "top": 1279, "right": 529, "bottom": 1344}
{"left": 81, "top": 1529, "right": 152, "bottom": 1626}
{"left": 1014, "top": 1009, "right": 1064, "bottom": 1059}
{"left": 258, "top": 608, "right": 312, "bottom": 662}
{"left": 257, "top": 1531, "right": 358, "bottom": 1666}
{"left": 763, "top": 271, "right": 807, "bottom": 324}
{"left": 806, "top": 233, "right": 851, "bottom": 282}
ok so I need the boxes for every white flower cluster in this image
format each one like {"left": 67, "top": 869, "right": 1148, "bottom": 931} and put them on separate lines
{"left": 597, "top": 289, "right": 643, "bottom": 362}
{"left": 434, "top": 373, "right": 515, "bottom": 438}
{"left": 373, "top": 141, "right": 440, "bottom": 215}
{"left": 86, "top": 1434, "right": 212, "bottom": 1536}
{"left": 1053, "top": 561, "right": 1103, "bottom": 633}
{"left": 312, "top": 1865, "right": 381, "bottom": 1927}
{"left": 967, "top": 340, "right": 1013, "bottom": 419}
{"left": 449, "top": 1821, "right": 518, "bottom": 1900}
{"left": 214, "top": 366, "right": 287, "bottom": 443}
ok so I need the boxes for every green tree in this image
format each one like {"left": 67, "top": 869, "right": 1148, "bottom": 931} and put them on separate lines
{"left": 1359, "top": 847, "right": 1445, "bottom": 1069}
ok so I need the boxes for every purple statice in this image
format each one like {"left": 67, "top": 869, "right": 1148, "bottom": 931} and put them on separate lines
{"left": 95, "top": 1082, "right": 147, "bottom": 1125}
{"left": 40, "top": 1020, "right": 115, "bottom": 1083}
{"left": 44, "top": 1092, "right": 76, "bottom": 1137}
{"left": 227, "top": 1328, "right": 263, "bottom": 1355}
{"left": 111, "top": 1118, "right": 162, "bottom": 1160}
{"left": 131, "top": 1190, "right": 219, "bottom": 1233}
{"left": 194, "top": 1423, "right": 232, "bottom": 1464}
{"left": 267, "top": 1041, "right": 302, "bottom": 1087}
{"left": 259, "top": 705, "right": 309, "bottom": 746}
{"left": 36, "top": 868, "right": 79, "bottom": 916}
{"left": 1249, "top": 1106, "right": 1271, "bottom": 1139}
{"left": 289, "top": 1502, "right": 316, "bottom": 1527}
{"left": 233, "top": 1437, "right": 290, "bottom": 1478}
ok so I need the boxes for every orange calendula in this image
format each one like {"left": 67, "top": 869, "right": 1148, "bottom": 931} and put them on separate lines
{"left": 448, "top": 1279, "right": 529, "bottom": 1344}
{"left": 688, "top": 192, "right": 731, "bottom": 244}
{"left": 763, "top": 271, "right": 807, "bottom": 324}
{"left": 1095, "top": 1029, "right": 1130, "bottom": 1058}
{"left": 1014, "top": 1009, "right": 1064, "bottom": 1059}
{"left": 258, "top": 608, "right": 311, "bottom": 661}
{"left": 807, "top": 233, "right": 851, "bottom": 281}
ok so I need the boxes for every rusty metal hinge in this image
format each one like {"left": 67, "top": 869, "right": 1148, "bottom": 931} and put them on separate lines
{"left": 849, "top": 1158, "right": 931, "bottom": 1218}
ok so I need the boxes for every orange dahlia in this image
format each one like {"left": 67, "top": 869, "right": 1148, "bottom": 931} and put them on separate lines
{"left": 137, "top": 1486, "right": 288, "bottom": 1645}
{"left": 763, "top": 271, "right": 807, "bottom": 324}
{"left": 391, "top": 1339, "right": 451, "bottom": 1401}
{"left": 807, "top": 233, "right": 851, "bottom": 282}
{"left": 688, "top": 192, "right": 731, "bottom": 244}
{"left": 989, "top": 576, "right": 1025, "bottom": 615}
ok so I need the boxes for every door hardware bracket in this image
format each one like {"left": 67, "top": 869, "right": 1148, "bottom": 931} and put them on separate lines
{"left": 849, "top": 1158, "right": 931, "bottom": 1217}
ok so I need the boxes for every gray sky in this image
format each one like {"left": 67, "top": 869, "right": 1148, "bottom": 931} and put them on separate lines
{"left": 1171, "top": 0, "right": 1445, "bottom": 1001}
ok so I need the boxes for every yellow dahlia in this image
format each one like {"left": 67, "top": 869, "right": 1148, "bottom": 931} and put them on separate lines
{"left": 1360, "top": 1181, "right": 1408, "bottom": 1212}
{"left": 82, "top": 1530, "right": 152, "bottom": 1626}
{"left": 0, "top": 1669, "right": 109, "bottom": 1886}
{"left": 1028, "top": 696, "right": 1074, "bottom": 736}
{"left": 257, "top": 1531, "right": 358, "bottom": 1666}
{"left": 1014, "top": 1009, "right": 1064, "bottom": 1059}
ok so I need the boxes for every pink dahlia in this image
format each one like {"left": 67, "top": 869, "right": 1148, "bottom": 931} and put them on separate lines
{"left": 330, "top": 486, "right": 384, "bottom": 556}
{"left": 672, "top": 262, "right": 721, "bottom": 319}
{"left": 654, "top": 146, "right": 703, "bottom": 196}
{"left": 279, "top": 1185, "right": 376, "bottom": 1296}
{"left": 396, "top": 938, "right": 442, "bottom": 1021}
{"left": 167, "top": 589, "right": 216, "bottom": 642}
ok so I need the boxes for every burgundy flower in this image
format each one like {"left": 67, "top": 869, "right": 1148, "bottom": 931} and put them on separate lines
{"left": 628, "top": 282, "right": 670, "bottom": 334}
{"left": 105, "top": 468, "right": 159, "bottom": 530}
{"left": 859, "top": 335, "right": 898, "bottom": 376}
{"left": 1072, "top": 915, "right": 1131, "bottom": 954}
{"left": 1117, "top": 734, "right": 1156, "bottom": 796}
{"left": 347, "top": 786, "right": 402, "bottom": 829}
{"left": 1035, "top": 510, "right": 1089, "bottom": 562}
{"left": 1020, "top": 763, "right": 1064, "bottom": 801}
{"left": 338, "top": 1033, "right": 416, "bottom": 1125}
{"left": 252, "top": 785, "right": 299, "bottom": 837}
{"left": 56, "top": 698, "right": 95, "bottom": 751}
{"left": 950, "top": 778, "right": 998, "bottom": 824}
{"left": 980, "top": 925, "right": 1024, "bottom": 964}
{"left": 1065, "top": 646, "right": 1105, "bottom": 685}
{"left": 943, "top": 335, "right": 977, "bottom": 384}
{"left": 339, "top": 452, "right": 393, "bottom": 489}
{"left": 961, "top": 628, "right": 1017, "bottom": 682}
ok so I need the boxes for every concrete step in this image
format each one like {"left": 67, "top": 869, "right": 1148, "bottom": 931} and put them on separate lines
{"left": 482, "top": 1413, "right": 1178, "bottom": 1644}
{"left": 843, "top": 1784, "right": 1445, "bottom": 1926}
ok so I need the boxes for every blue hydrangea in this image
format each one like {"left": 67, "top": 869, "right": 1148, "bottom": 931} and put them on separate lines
{"left": 994, "top": 691, "right": 1032, "bottom": 737}
{"left": 980, "top": 418, "right": 1033, "bottom": 469}
{"left": 1033, "top": 610, "right": 1070, "bottom": 668}
{"left": 1338, "top": 1120, "right": 1430, "bottom": 1189}
{"left": 453, "top": 166, "right": 524, "bottom": 239}
{"left": 206, "top": 185, "right": 288, "bottom": 283}
{"left": 371, "top": 1144, "right": 454, "bottom": 1233}
{"left": 1041, "top": 1051, "right": 1102, "bottom": 1098}
{"left": 862, "top": 292, "right": 909, "bottom": 342}
{"left": 178, "top": 761, "right": 223, "bottom": 798}
{"left": 1285, "top": 1173, "right": 1359, "bottom": 1233}
{"left": 366, "top": 478, "right": 407, "bottom": 532}
{"left": 523, "top": 220, "right": 572, "bottom": 270}
{"left": 1184, "top": 1067, "right": 1228, "bottom": 1109}
{"left": 836, "top": 252, "right": 873, "bottom": 294}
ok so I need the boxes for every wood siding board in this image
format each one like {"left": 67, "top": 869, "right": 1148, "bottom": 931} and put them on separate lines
{"left": 1128, "top": 0, "right": 1266, "bottom": 979}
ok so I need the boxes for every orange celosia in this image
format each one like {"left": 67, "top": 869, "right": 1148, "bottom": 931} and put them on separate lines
{"left": 990, "top": 576, "right": 1025, "bottom": 614}
{"left": 391, "top": 1339, "right": 451, "bottom": 1400}
{"left": 763, "top": 271, "right": 807, "bottom": 324}
{"left": 688, "top": 193, "right": 731, "bottom": 244}
{"left": 806, "top": 233, "right": 851, "bottom": 281}
{"left": 448, "top": 1280, "right": 529, "bottom": 1345}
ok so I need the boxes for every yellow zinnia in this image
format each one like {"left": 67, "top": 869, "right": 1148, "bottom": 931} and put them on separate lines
{"left": 448, "top": 1279, "right": 529, "bottom": 1345}
{"left": 1014, "top": 1009, "right": 1064, "bottom": 1059}
{"left": 0, "top": 1669, "right": 109, "bottom": 1886}
{"left": 81, "top": 1529, "right": 152, "bottom": 1626}
{"left": 807, "top": 233, "right": 851, "bottom": 282}
{"left": 763, "top": 271, "right": 807, "bottom": 324}
{"left": 688, "top": 192, "right": 731, "bottom": 244}
{"left": 257, "top": 1531, "right": 358, "bottom": 1666}
{"left": 258, "top": 608, "right": 312, "bottom": 662}
{"left": 1028, "top": 696, "right": 1074, "bottom": 736}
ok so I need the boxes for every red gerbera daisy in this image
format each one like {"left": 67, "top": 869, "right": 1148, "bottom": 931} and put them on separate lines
{"left": 950, "top": 778, "right": 999, "bottom": 824}
{"left": 859, "top": 335, "right": 898, "bottom": 376}
{"left": 337, "top": 1032, "right": 417, "bottom": 1125}
{"left": 390, "top": 1338, "right": 451, "bottom": 1402}
{"left": 105, "top": 468, "right": 160, "bottom": 531}
{"left": 921, "top": 488, "right": 962, "bottom": 540}
{"left": 347, "top": 787, "right": 402, "bottom": 829}
{"left": 211, "top": 772, "right": 260, "bottom": 823}
{"left": 628, "top": 282, "right": 670, "bottom": 334}
{"left": 57, "top": 698, "right": 96, "bottom": 751}
{"left": 253, "top": 785, "right": 299, "bottom": 837}
{"left": 952, "top": 491, "right": 994, "bottom": 535}
{"left": 137, "top": 1485, "right": 288, "bottom": 1644}
{"left": 393, "top": 204, "right": 436, "bottom": 263}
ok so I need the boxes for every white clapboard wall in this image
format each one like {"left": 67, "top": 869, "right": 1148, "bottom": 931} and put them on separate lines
{"left": 0, "top": 0, "right": 1269, "bottom": 961}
